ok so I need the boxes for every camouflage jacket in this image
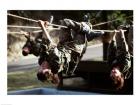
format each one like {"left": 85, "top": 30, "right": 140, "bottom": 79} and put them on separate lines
{"left": 107, "top": 31, "right": 132, "bottom": 79}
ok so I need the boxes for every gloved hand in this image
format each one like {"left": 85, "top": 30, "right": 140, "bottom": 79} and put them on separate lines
{"left": 60, "top": 19, "right": 81, "bottom": 32}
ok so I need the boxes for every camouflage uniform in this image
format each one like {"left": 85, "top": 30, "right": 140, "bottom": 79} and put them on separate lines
{"left": 38, "top": 33, "right": 87, "bottom": 75}
{"left": 22, "top": 19, "right": 105, "bottom": 82}
{"left": 54, "top": 19, "right": 105, "bottom": 74}
{"left": 38, "top": 19, "right": 104, "bottom": 75}
{"left": 62, "top": 19, "right": 104, "bottom": 42}
{"left": 107, "top": 29, "right": 132, "bottom": 79}
{"left": 127, "top": 25, "right": 133, "bottom": 56}
{"left": 81, "top": 22, "right": 104, "bottom": 40}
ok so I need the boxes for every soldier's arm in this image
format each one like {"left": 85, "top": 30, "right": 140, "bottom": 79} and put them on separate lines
{"left": 116, "top": 29, "right": 129, "bottom": 54}
{"left": 116, "top": 30, "right": 131, "bottom": 78}
{"left": 85, "top": 30, "right": 104, "bottom": 41}
{"left": 128, "top": 25, "right": 133, "bottom": 55}
{"left": 107, "top": 40, "right": 117, "bottom": 65}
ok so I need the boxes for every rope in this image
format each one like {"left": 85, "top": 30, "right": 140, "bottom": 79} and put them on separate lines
{"left": 7, "top": 30, "right": 41, "bottom": 35}
{"left": 7, "top": 31, "right": 29, "bottom": 35}
{"left": 92, "top": 29, "right": 126, "bottom": 33}
{"left": 7, "top": 29, "right": 126, "bottom": 35}
{"left": 8, "top": 25, "right": 41, "bottom": 29}
{"left": 8, "top": 13, "right": 68, "bottom": 28}
{"left": 92, "top": 15, "right": 133, "bottom": 27}
{"left": 48, "top": 23, "right": 67, "bottom": 28}
{"left": 7, "top": 13, "right": 128, "bottom": 34}
{"left": 8, "top": 13, "right": 132, "bottom": 29}
{"left": 8, "top": 13, "right": 38, "bottom": 23}
{"left": 8, "top": 25, "right": 60, "bottom": 30}
{"left": 8, "top": 25, "right": 126, "bottom": 33}
{"left": 7, "top": 31, "right": 26, "bottom": 35}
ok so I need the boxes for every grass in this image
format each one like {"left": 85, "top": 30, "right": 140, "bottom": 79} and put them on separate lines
{"left": 8, "top": 69, "right": 56, "bottom": 91}
{"left": 8, "top": 40, "right": 102, "bottom": 91}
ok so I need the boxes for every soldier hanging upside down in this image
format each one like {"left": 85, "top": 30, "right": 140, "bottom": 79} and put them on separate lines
{"left": 107, "top": 27, "right": 132, "bottom": 90}
{"left": 22, "top": 18, "right": 105, "bottom": 85}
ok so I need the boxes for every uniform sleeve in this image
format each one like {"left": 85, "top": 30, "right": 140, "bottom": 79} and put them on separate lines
{"left": 121, "top": 52, "right": 131, "bottom": 73}
{"left": 115, "top": 31, "right": 131, "bottom": 78}
{"left": 107, "top": 40, "right": 117, "bottom": 65}
{"left": 128, "top": 25, "right": 133, "bottom": 55}
{"left": 86, "top": 30, "right": 104, "bottom": 41}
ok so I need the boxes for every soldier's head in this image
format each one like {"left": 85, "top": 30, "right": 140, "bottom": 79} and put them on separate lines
{"left": 22, "top": 32, "right": 47, "bottom": 56}
{"left": 110, "top": 66, "right": 124, "bottom": 90}
{"left": 37, "top": 60, "right": 60, "bottom": 84}
{"left": 37, "top": 61, "right": 53, "bottom": 82}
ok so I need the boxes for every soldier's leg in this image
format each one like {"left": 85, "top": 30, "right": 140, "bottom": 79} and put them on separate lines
{"left": 60, "top": 19, "right": 105, "bottom": 41}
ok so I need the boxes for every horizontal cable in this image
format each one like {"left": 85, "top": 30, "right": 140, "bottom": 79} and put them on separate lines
{"left": 92, "top": 29, "right": 126, "bottom": 33}
{"left": 8, "top": 13, "right": 38, "bottom": 22}
{"left": 7, "top": 29, "right": 126, "bottom": 35}
{"left": 8, "top": 13, "right": 68, "bottom": 28}
{"left": 8, "top": 25, "right": 60, "bottom": 29}
{"left": 92, "top": 15, "right": 133, "bottom": 27}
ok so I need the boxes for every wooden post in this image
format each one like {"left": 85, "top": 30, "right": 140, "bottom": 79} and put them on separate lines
{"left": 103, "top": 42, "right": 109, "bottom": 60}
{"left": 100, "top": 11, "right": 109, "bottom": 61}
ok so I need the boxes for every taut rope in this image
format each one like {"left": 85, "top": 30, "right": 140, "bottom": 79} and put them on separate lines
{"left": 8, "top": 13, "right": 67, "bottom": 28}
